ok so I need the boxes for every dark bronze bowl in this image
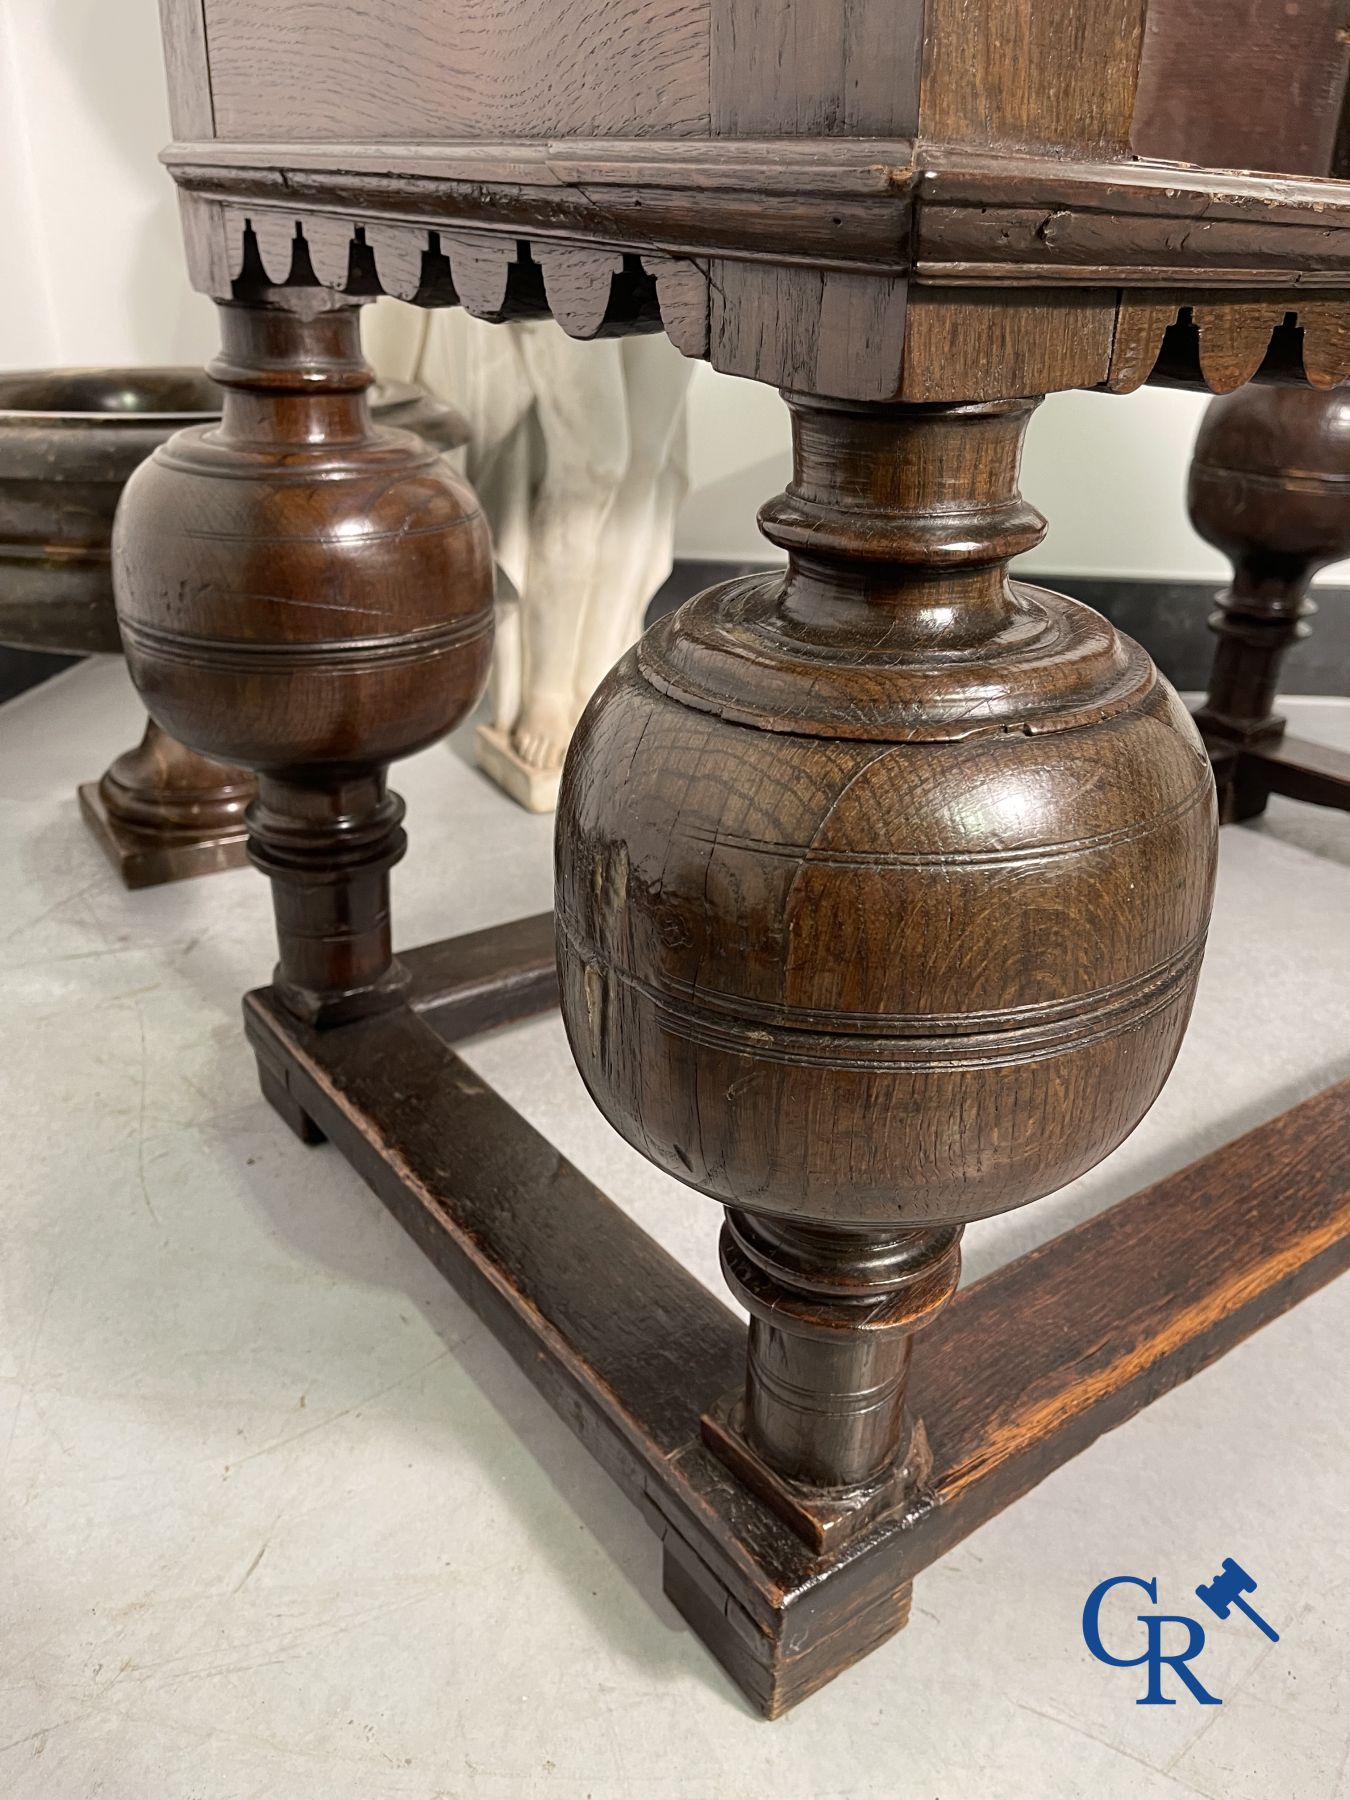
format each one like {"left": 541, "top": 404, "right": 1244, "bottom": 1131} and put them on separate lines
{"left": 0, "top": 368, "right": 467, "bottom": 656}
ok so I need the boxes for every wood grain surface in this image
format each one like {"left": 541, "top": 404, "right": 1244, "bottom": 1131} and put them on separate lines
{"left": 921, "top": 0, "right": 1148, "bottom": 155}
{"left": 147, "top": 0, "right": 1350, "bottom": 1722}
{"left": 203, "top": 0, "right": 712, "bottom": 141}
{"left": 708, "top": 263, "right": 911, "bottom": 399}
{"left": 554, "top": 371, "right": 1215, "bottom": 1578}
{"left": 908, "top": 1078, "right": 1350, "bottom": 1550}
{"left": 1250, "top": 735, "right": 1350, "bottom": 815}
{"left": 711, "top": 0, "right": 923, "bottom": 137}
{"left": 1132, "top": 0, "right": 1350, "bottom": 177}
{"left": 558, "top": 396, "right": 1216, "bottom": 1225}
{"left": 897, "top": 287, "right": 1117, "bottom": 401}
{"left": 160, "top": 0, "right": 1350, "bottom": 400}
{"left": 158, "top": 0, "right": 215, "bottom": 139}
{"left": 402, "top": 912, "right": 558, "bottom": 1038}
{"left": 78, "top": 719, "right": 251, "bottom": 889}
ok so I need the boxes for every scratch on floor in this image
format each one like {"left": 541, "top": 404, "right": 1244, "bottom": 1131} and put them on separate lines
{"left": 1012, "top": 1698, "right": 1221, "bottom": 1798}
{"left": 133, "top": 1002, "right": 161, "bottom": 1226}
{"left": 1163, "top": 1631, "right": 1280, "bottom": 1777}
{"left": 0, "top": 878, "right": 105, "bottom": 946}
{"left": 0, "top": 1274, "right": 60, "bottom": 1480}
{"left": 224, "top": 1347, "right": 454, "bottom": 1470}
{"left": 0, "top": 1719, "right": 73, "bottom": 1758}
{"left": 231, "top": 1538, "right": 270, "bottom": 1594}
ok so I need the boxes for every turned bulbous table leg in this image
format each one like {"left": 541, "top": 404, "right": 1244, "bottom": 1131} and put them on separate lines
{"left": 556, "top": 393, "right": 1218, "bottom": 1546}
{"left": 112, "top": 291, "right": 493, "bottom": 1024}
{"left": 1189, "top": 385, "right": 1350, "bottom": 822}
{"left": 84, "top": 376, "right": 469, "bottom": 890}
{"left": 705, "top": 1213, "right": 963, "bottom": 1547}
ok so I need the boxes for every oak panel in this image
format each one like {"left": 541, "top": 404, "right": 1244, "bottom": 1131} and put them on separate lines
{"left": 921, "top": 0, "right": 1148, "bottom": 155}
{"left": 1132, "top": 0, "right": 1350, "bottom": 177}
{"left": 159, "top": 0, "right": 215, "bottom": 138}
{"left": 708, "top": 260, "right": 910, "bottom": 398}
{"left": 203, "top": 0, "right": 712, "bottom": 141}
{"left": 899, "top": 286, "right": 1117, "bottom": 401}
{"left": 711, "top": 0, "right": 924, "bottom": 136}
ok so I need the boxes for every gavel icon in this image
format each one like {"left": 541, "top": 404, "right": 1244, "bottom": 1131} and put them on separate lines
{"left": 1195, "top": 1559, "right": 1280, "bottom": 1643}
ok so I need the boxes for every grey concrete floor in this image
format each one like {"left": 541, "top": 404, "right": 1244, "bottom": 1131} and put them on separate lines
{"left": 1, "top": 658, "right": 1347, "bottom": 1800}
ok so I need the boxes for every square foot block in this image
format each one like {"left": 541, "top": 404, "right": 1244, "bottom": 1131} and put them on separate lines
{"left": 701, "top": 1390, "right": 925, "bottom": 1555}
{"left": 256, "top": 1055, "right": 327, "bottom": 1146}
{"left": 662, "top": 1528, "right": 914, "bottom": 1720}
{"left": 78, "top": 782, "right": 250, "bottom": 888}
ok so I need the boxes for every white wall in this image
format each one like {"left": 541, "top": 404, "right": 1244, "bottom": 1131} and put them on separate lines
{"left": 0, "top": 0, "right": 217, "bottom": 371}
{"left": 2, "top": 0, "right": 1344, "bottom": 588}
{"left": 678, "top": 366, "right": 1350, "bottom": 586}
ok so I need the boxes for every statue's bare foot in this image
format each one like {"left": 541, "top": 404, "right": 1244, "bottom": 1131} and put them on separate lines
{"left": 513, "top": 696, "right": 574, "bottom": 771}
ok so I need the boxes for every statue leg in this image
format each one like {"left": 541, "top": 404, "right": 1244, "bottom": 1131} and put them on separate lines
{"left": 511, "top": 327, "right": 631, "bottom": 773}
{"left": 571, "top": 336, "right": 694, "bottom": 706}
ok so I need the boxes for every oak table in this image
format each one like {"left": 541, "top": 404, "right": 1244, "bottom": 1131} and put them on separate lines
{"left": 117, "top": 0, "right": 1350, "bottom": 1715}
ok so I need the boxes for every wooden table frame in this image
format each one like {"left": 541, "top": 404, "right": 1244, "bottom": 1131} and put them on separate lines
{"left": 118, "top": 0, "right": 1350, "bottom": 1718}
{"left": 245, "top": 909, "right": 1350, "bottom": 1716}
{"left": 1209, "top": 735, "right": 1350, "bottom": 822}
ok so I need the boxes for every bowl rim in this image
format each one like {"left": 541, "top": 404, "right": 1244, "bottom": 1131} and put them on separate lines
{"left": 0, "top": 366, "right": 225, "bottom": 424}
{"left": 0, "top": 368, "right": 419, "bottom": 424}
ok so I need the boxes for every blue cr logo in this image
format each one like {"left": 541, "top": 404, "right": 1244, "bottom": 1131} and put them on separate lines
{"left": 1084, "top": 1562, "right": 1278, "bottom": 1704}
{"left": 1082, "top": 1576, "right": 1221, "bottom": 1705}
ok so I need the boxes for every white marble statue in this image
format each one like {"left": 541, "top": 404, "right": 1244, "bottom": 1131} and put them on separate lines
{"left": 366, "top": 303, "right": 693, "bottom": 810}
